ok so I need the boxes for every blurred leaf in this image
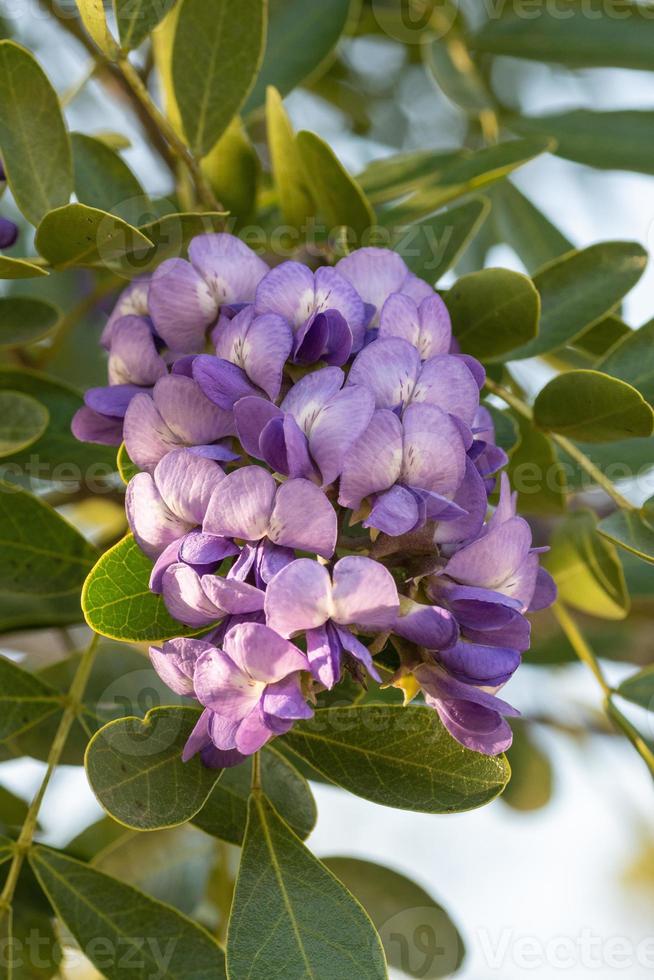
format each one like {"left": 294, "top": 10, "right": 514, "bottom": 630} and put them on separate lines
{"left": 445, "top": 267, "right": 540, "bottom": 361}
{"left": 66, "top": 816, "right": 129, "bottom": 862}
{"left": 598, "top": 318, "right": 654, "bottom": 404}
{"left": 510, "top": 110, "right": 654, "bottom": 175}
{"left": 35, "top": 203, "right": 153, "bottom": 268}
{"left": 599, "top": 496, "right": 654, "bottom": 565}
{"left": 114, "top": 0, "right": 177, "bottom": 51}
{"left": 244, "top": 0, "right": 352, "bottom": 112}
{"left": 507, "top": 414, "right": 567, "bottom": 515}
{"left": 85, "top": 706, "right": 222, "bottom": 831}
{"left": 30, "top": 846, "right": 227, "bottom": 979}
{"left": 557, "top": 435, "right": 654, "bottom": 491}
{"left": 266, "top": 86, "right": 313, "bottom": 228}
{"left": 0, "top": 391, "right": 48, "bottom": 457}
{"left": 93, "top": 131, "right": 132, "bottom": 150}
{"left": 502, "top": 722, "right": 553, "bottom": 812}
{"left": 3, "top": 864, "right": 63, "bottom": 980}
{"left": 0, "top": 836, "right": 12, "bottom": 865}
{"left": 0, "top": 591, "right": 85, "bottom": 634}
{"left": 227, "top": 792, "right": 386, "bottom": 979}
{"left": 322, "top": 857, "right": 465, "bottom": 979}
{"left": 282, "top": 705, "right": 510, "bottom": 812}
{"left": 616, "top": 665, "right": 654, "bottom": 711}
{"left": 424, "top": 34, "right": 494, "bottom": 114}
{"left": 72, "top": 133, "right": 149, "bottom": 226}
{"left": 545, "top": 509, "right": 629, "bottom": 620}
{"left": 172, "top": 0, "right": 266, "bottom": 158}
{"left": 488, "top": 180, "right": 572, "bottom": 274}
{"left": 0, "top": 297, "right": 59, "bottom": 347}
{"left": 534, "top": 370, "right": 654, "bottom": 442}
{"left": 115, "top": 210, "right": 228, "bottom": 274}
{"left": 0, "top": 41, "right": 73, "bottom": 225}
{"left": 82, "top": 534, "right": 198, "bottom": 642}
{"left": 396, "top": 196, "right": 490, "bottom": 284}
{"left": 201, "top": 117, "right": 258, "bottom": 224}
{"left": 573, "top": 315, "right": 631, "bottom": 359}
{"left": 194, "top": 747, "right": 316, "bottom": 845}
{"left": 0, "top": 786, "right": 28, "bottom": 832}
{"left": 510, "top": 242, "right": 647, "bottom": 360}
{"left": 76, "top": 0, "right": 118, "bottom": 58}
{"left": 358, "top": 149, "right": 464, "bottom": 205}
{"left": 486, "top": 404, "right": 521, "bottom": 455}
{"left": 0, "top": 257, "right": 48, "bottom": 279}
{"left": 297, "top": 130, "right": 376, "bottom": 240}
{"left": 0, "top": 656, "right": 61, "bottom": 743}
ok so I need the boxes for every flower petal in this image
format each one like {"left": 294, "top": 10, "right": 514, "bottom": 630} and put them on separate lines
{"left": 234, "top": 396, "right": 282, "bottom": 457}
{"left": 154, "top": 448, "right": 225, "bottom": 525}
{"left": 123, "top": 393, "right": 180, "bottom": 472}
{"left": 235, "top": 705, "right": 277, "bottom": 754}
{"left": 438, "top": 640, "right": 521, "bottom": 687}
{"left": 309, "top": 384, "right": 375, "bottom": 487}
{"left": 148, "top": 258, "right": 217, "bottom": 352}
{"left": 86, "top": 384, "right": 144, "bottom": 418}
{"left": 203, "top": 465, "right": 276, "bottom": 541}
{"left": 444, "top": 517, "right": 532, "bottom": 591}
{"left": 401, "top": 402, "right": 467, "bottom": 495}
{"left": 224, "top": 622, "right": 309, "bottom": 681}
{"left": 393, "top": 598, "right": 458, "bottom": 650}
{"left": 348, "top": 337, "right": 421, "bottom": 410}
{"left": 306, "top": 624, "right": 342, "bottom": 689}
{"left": 433, "top": 459, "right": 488, "bottom": 545}
{"left": 412, "top": 355, "right": 480, "bottom": 426}
{"left": 201, "top": 575, "right": 265, "bottom": 615}
{"left": 149, "top": 538, "right": 182, "bottom": 593}
{"left": 161, "top": 563, "right": 224, "bottom": 627}
{"left": 265, "top": 559, "right": 333, "bottom": 637}
{"left": 338, "top": 409, "right": 403, "bottom": 510}
{"left": 108, "top": 316, "right": 167, "bottom": 387}
{"left": 149, "top": 637, "right": 213, "bottom": 696}
{"left": 335, "top": 625, "right": 382, "bottom": 682}
{"left": 260, "top": 414, "right": 315, "bottom": 480}
{"left": 254, "top": 261, "right": 315, "bottom": 327}
{"left": 331, "top": 555, "right": 399, "bottom": 631}
{"left": 193, "top": 354, "right": 259, "bottom": 410}
{"left": 365, "top": 485, "right": 420, "bottom": 536}
{"left": 263, "top": 674, "right": 313, "bottom": 720}
{"left": 71, "top": 406, "right": 123, "bottom": 446}
{"left": 314, "top": 266, "right": 366, "bottom": 350}
{"left": 189, "top": 233, "right": 268, "bottom": 305}
{"left": 269, "top": 479, "right": 337, "bottom": 558}
{"left": 178, "top": 531, "right": 239, "bottom": 570}
{"left": 153, "top": 374, "right": 235, "bottom": 445}
{"left": 281, "top": 366, "right": 344, "bottom": 433}
{"left": 529, "top": 566, "right": 557, "bottom": 612}
{"left": 194, "top": 648, "right": 263, "bottom": 720}
{"left": 126, "top": 472, "right": 189, "bottom": 559}
{"left": 240, "top": 313, "right": 293, "bottom": 400}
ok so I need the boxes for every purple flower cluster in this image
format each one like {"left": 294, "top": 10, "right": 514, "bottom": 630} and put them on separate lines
{"left": 74, "top": 234, "right": 556, "bottom": 766}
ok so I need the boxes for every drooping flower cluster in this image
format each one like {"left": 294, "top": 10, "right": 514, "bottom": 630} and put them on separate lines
{"left": 74, "top": 234, "right": 556, "bottom": 766}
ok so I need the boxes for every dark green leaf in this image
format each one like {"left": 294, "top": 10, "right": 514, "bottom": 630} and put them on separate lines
{"left": 66, "top": 816, "right": 131, "bottom": 862}
{"left": 0, "top": 590, "right": 85, "bottom": 634}
{"left": 82, "top": 534, "right": 199, "bottom": 642}
{"left": 172, "top": 0, "right": 266, "bottom": 158}
{"left": 72, "top": 133, "right": 149, "bottom": 226}
{"left": 114, "top": 0, "right": 177, "bottom": 51}
{"left": 0, "top": 656, "right": 62, "bottom": 743}
{"left": 488, "top": 180, "right": 572, "bottom": 274}
{"left": 616, "top": 666, "right": 654, "bottom": 712}
{"left": 445, "top": 267, "right": 540, "bottom": 361}
{"left": 0, "top": 297, "right": 60, "bottom": 348}
{"left": 0, "top": 257, "right": 48, "bottom": 279}
{"left": 297, "top": 130, "right": 375, "bottom": 240}
{"left": 30, "top": 846, "right": 227, "bottom": 979}
{"left": 502, "top": 721, "right": 553, "bottom": 812}
{"left": 0, "top": 391, "right": 48, "bottom": 457}
{"left": 2, "top": 863, "right": 63, "bottom": 980}
{"left": 0, "top": 41, "right": 73, "bottom": 225}
{"left": 194, "top": 746, "right": 316, "bottom": 845}
{"left": 598, "top": 318, "right": 654, "bottom": 404}
{"left": 424, "top": 35, "right": 493, "bottom": 114}
{"left": 227, "top": 792, "right": 386, "bottom": 979}
{"left": 0, "top": 786, "right": 28, "bottom": 832}
{"left": 322, "top": 857, "right": 465, "bottom": 979}
{"left": 486, "top": 404, "right": 521, "bottom": 455}
{"left": 509, "top": 242, "right": 647, "bottom": 360}
{"left": 507, "top": 414, "right": 567, "bottom": 515}
{"left": 266, "top": 86, "right": 313, "bottom": 227}
{"left": 35, "top": 203, "right": 153, "bottom": 269}
{"left": 85, "top": 706, "right": 222, "bottom": 830}
{"left": 395, "top": 196, "right": 490, "bottom": 284}
{"left": 245, "top": 0, "right": 352, "bottom": 112}
{"left": 282, "top": 705, "right": 510, "bottom": 813}
{"left": 573, "top": 315, "right": 632, "bottom": 359}
{"left": 201, "top": 117, "right": 259, "bottom": 225}
{"left": 534, "top": 370, "right": 654, "bottom": 442}
{"left": 0, "top": 835, "right": 14, "bottom": 864}
{"left": 598, "top": 497, "right": 654, "bottom": 565}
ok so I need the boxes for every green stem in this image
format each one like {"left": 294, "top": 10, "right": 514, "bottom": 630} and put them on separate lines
{"left": 0, "top": 633, "right": 100, "bottom": 920}
{"left": 251, "top": 751, "right": 262, "bottom": 792}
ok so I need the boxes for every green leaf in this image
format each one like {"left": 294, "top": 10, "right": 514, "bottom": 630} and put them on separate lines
{"left": 598, "top": 318, "right": 654, "bottom": 404}
{"left": 200, "top": 117, "right": 259, "bottom": 225}
{"left": 172, "top": 0, "right": 266, "bottom": 158}
{"left": 266, "top": 86, "right": 313, "bottom": 228}
{"left": 0, "top": 656, "right": 62, "bottom": 743}
{"left": 76, "top": 0, "right": 118, "bottom": 58}
{"left": 322, "top": 857, "right": 465, "bottom": 979}
{"left": 507, "top": 414, "right": 567, "bottom": 515}
{"left": 471, "top": 1, "right": 654, "bottom": 70}
{"left": 0, "top": 296, "right": 60, "bottom": 347}
{"left": 35, "top": 203, "right": 153, "bottom": 269}
{"left": 194, "top": 746, "right": 316, "bottom": 845}
{"left": 0, "top": 480, "right": 98, "bottom": 596}
{"left": 85, "top": 706, "right": 222, "bottom": 831}
{"left": 445, "top": 267, "right": 540, "bottom": 361}
{"left": 424, "top": 34, "right": 493, "bottom": 115}
{"left": 358, "top": 149, "right": 464, "bottom": 205}
{"left": 510, "top": 110, "right": 654, "bottom": 175}
{"left": 282, "top": 705, "right": 510, "bottom": 813}
{"left": 114, "top": 0, "right": 177, "bottom": 51}
{"left": 82, "top": 534, "right": 199, "bottom": 642}
{"left": 0, "top": 834, "right": 15, "bottom": 863}
{"left": 545, "top": 509, "right": 629, "bottom": 620}
{"left": 117, "top": 442, "right": 139, "bottom": 484}
{"left": 0, "top": 256, "right": 49, "bottom": 279}
{"left": 486, "top": 404, "right": 521, "bottom": 455}
{"left": 0, "top": 786, "right": 28, "bottom": 832}
{"left": 30, "top": 846, "right": 227, "bottom": 979}
{"left": 395, "top": 196, "right": 491, "bottom": 285}
{"left": 534, "top": 370, "right": 654, "bottom": 442}
{"left": 502, "top": 721, "right": 553, "bottom": 813}
{"left": 72, "top": 133, "right": 148, "bottom": 226}
{"left": 2, "top": 864, "right": 63, "bottom": 980}
{"left": 297, "top": 130, "right": 375, "bottom": 240}
{"left": 0, "top": 41, "right": 73, "bottom": 225}
{"left": 487, "top": 180, "right": 572, "bottom": 274}
{"left": 0, "top": 391, "right": 49, "bottom": 457}
{"left": 598, "top": 496, "right": 654, "bottom": 565}
{"left": 227, "top": 792, "right": 386, "bottom": 979}
{"left": 509, "top": 242, "right": 647, "bottom": 360}
{"left": 616, "top": 665, "right": 654, "bottom": 712}
{"left": 244, "top": 0, "right": 352, "bottom": 112}
{"left": 574, "top": 315, "right": 632, "bottom": 359}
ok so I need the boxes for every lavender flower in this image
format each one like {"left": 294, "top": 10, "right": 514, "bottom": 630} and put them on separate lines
{"left": 0, "top": 217, "right": 18, "bottom": 249}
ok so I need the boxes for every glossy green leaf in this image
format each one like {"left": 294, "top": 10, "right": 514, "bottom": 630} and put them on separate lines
{"left": 282, "top": 705, "right": 510, "bottom": 812}
{"left": 297, "top": 130, "right": 375, "bottom": 240}
{"left": 117, "top": 442, "right": 139, "bottom": 484}
{"left": 82, "top": 534, "right": 198, "bottom": 642}
{"left": 445, "top": 267, "right": 540, "bottom": 361}
{"left": 0, "top": 41, "right": 73, "bottom": 225}
{"left": 322, "top": 857, "right": 465, "bottom": 979}
{"left": 471, "top": 1, "right": 654, "bottom": 70}
{"left": 193, "top": 746, "right": 316, "bottom": 845}
{"left": 424, "top": 34, "right": 493, "bottom": 114}
{"left": 534, "top": 370, "right": 654, "bottom": 442}
{"left": 201, "top": 116, "right": 259, "bottom": 224}
{"left": 114, "top": 0, "right": 177, "bottom": 51}
{"left": 0, "top": 656, "right": 62, "bottom": 743}
{"left": 358, "top": 149, "right": 465, "bottom": 205}
{"left": 85, "top": 706, "right": 222, "bottom": 831}
{"left": 0, "top": 391, "right": 49, "bottom": 457}
{"left": 509, "top": 242, "right": 647, "bottom": 360}
{"left": 598, "top": 496, "right": 654, "bottom": 565}
{"left": 245, "top": 0, "right": 352, "bottom": 112}
{"left": 72, "top": 133, "right": 148, "bottom": 226}
{"left": 510, "top": 110, "right": 654, "bottom": 175}
{"left": 545, "top": 510, "right": 629, "bottom": 620}
{"left": 507, "top": 414, "right": 567, "bottom": 515}
{"left": 574, "top": 315, "right": 632, "bottom": 359}
{"left": 616, "top": 665, "right": 654, "bottom": 712}
{"left": 227, "top": 792, "right": 386, "bottom": 979}
{"left": 172, "top": 0, "right": 266, "bottom": 158}
{"left": 0, "top": 297, "right": 59, "bottom": 347}
{"left": 30, "top": 846, "right": 227, "bottom": 979}
{"left": 395, "top": 196, "right": 490, "bottom": 284}
{"left": 598, "top": 319, "right": 654, "bottom": 404}
{"left": 266, "top": 86, "right": 314, "bottom": 228}
{"left": 76, "top": 0, "right": 118, "bottom": 57}
{"left": 502, "top": 722, "right": 553, "bottom": 813}
{"left": 35, "top": 203, "right": 153, "bottom": 269}
{"left": 488, "top": 180, "right": 572, "bottom": 274}
{"left": 0, "top": 256, "right": 48, "bottom": 279}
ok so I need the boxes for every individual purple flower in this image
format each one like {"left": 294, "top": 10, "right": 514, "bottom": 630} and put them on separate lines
{"left": 123, "top": 374, "right": 237, "bottom": 472}
{"left": 149, "top": 636, "right": 215, "bottom": 697}
{"left": 148, "top": 234, "right": 269, "bottom": 353}
{"left": 378, "top": 292, "right": 452, "bottom": 359}
{"left": 107, "top": 315, "right": 168, "bottom": 387}
{"left": 235, "top": 366, "right": 374, "bottom": 487}
{"left": 339, "top": 404, "right": 469, "bottom": 536}
{"left": 265, "top": 556, "right": 399, "bottom": 688}
{"left": 0, "top": 217, "right": 18, "bottom": 249}
{"left": 192, "top": 306, "right": 293, "bottom": 409}
{"left": 336, "top": 248, "right": 433, "bottom": 328}
{"left": 254, "top": 261, "right": 366, "bottom": 362}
